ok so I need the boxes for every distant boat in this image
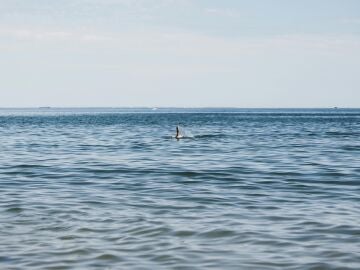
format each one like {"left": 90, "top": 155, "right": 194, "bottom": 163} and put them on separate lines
{"left": 39, "top": 107, "right": 51, "bottom": 109}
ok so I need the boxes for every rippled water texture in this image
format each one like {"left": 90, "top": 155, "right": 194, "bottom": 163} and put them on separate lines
{"left": 0, "top": 108, "right": 359, "bottom": 269}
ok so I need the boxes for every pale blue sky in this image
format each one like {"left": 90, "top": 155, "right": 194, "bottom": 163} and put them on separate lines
{"left": 1, "top": 0, "right": 359, "bottom": 107}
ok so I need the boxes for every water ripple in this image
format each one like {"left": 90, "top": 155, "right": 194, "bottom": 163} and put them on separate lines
{"left": 0, "top": 109, "right": 359, "bottom": 269}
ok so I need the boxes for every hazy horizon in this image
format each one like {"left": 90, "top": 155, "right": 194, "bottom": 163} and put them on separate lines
{"left": 1, "top": 0, "right": 360, "bottom": 107}
{"left": 0, "top": 106, "right": 358, "bottom": 110}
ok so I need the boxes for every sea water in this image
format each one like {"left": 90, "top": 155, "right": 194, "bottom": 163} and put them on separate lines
{"left": 0, "top": 108, "right": 359, "bottom": 269}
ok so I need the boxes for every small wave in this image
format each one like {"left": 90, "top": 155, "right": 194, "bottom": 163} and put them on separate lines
{"left": 166, "top": 133, "right": 227, "bottom": 139}
{"left": 198, "top": 228, "right": 237, "bottom": 239}
{"left": 6, "top": 207, "right": 23, "bottom": 213}
{"left": 326, "top": 131, "right": 359, "bottom": 136}
{"left": 194, "top": 134, "right": 227, "bottom": 139}
{"left": 173, "top": 230, "right": 196, "bottom": 237}
{"left": 341, "top": 145, "right": 360, "bottom": 151}
{"left": 4, "top": 164, "right": 50, "bottom": 169}
{"left": 95, "top": 254, "right": 120, "bottom": 261}
{"left": 169, "top": 135, "right": 194, "bottom": 140}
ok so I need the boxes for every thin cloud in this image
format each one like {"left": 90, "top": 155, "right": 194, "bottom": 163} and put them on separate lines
{"left": 340, "top": 18, "right": 360, "bottom": 25}
{"left": 204, "top": 7, "right": 241, "bottom": 18}
{"left": 1, "top": 25, "right": 359, "bottom": 55}
{"left": 0, "top": 26, "right": 115, "bottom": 42}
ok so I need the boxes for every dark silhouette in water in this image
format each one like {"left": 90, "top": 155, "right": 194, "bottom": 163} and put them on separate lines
{"left": 175, "top": 126, "right": 181, "bottom": 139}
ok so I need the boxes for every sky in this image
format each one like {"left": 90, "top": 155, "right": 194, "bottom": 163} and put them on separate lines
{"left": 1, "top": 0, "right": 360, "bottom": 107}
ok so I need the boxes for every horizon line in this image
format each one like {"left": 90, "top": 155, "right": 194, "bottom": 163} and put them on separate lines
{"left": 0, "top": 106, "right": 358, "bottom": 109}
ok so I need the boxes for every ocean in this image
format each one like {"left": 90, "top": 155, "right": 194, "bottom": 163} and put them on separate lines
{"left": 0, "top": 108, "right": 359, "bottom": 269}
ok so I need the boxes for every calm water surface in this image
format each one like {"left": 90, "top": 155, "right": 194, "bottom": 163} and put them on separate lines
{"left": 0, "top": 108, "right": 359, "bottom": 270}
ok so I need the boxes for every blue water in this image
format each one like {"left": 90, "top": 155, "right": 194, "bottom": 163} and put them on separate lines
{"left": 0, "top": 108, "right": 359, "bottom": 270}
